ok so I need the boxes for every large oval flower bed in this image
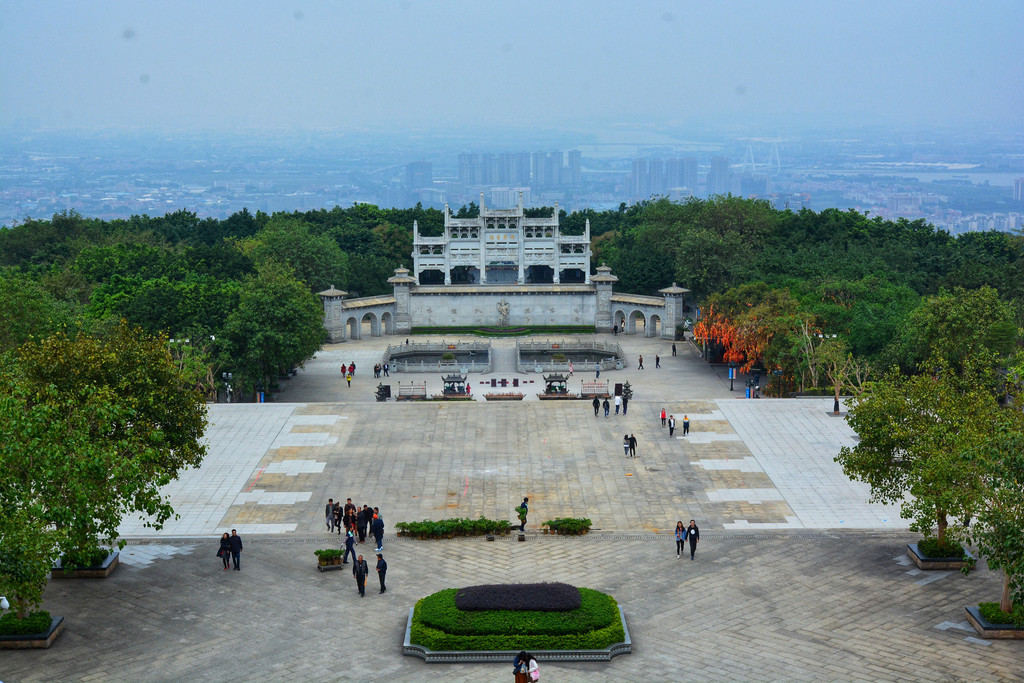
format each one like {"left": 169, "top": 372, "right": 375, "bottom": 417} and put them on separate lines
{"left": 409, "top": 582, "right": 625, "bottom": 651}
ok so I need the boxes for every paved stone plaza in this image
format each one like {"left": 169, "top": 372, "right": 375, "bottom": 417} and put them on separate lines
{"left": 4, "top": 335, "right": 1022, "bottom": 681}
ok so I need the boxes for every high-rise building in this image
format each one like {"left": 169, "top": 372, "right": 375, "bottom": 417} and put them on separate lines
{"left": 706, "top": 157, "right": 731, "bottom": 196}
{"left": 532, "top": 152, "right": 548, "bottom": 188}
{"left": 458, "top": 153, "right": 479, "bottom": 186}
{"left": 546, "top": 151, "right": 563, "bottom": 188}
{"left": 630, "top": 158, "right": 649, "bottom": 198}
{"left": 513, "top": 153, "right": 532, "bottom": 185}
{"left": 1015, "top": 177, "right": 1024, "bottom": 201}
{"left": 406, "top": 162, "right": 432, "bottom": 190}
{"left": 666, "top": 157, "right": 698, "bottom": 191}
{"left": 648, "top": 158, "right": 665, "bottom": 196}
{"left": 567, "top": 150, "right": 582, "bottom": 187}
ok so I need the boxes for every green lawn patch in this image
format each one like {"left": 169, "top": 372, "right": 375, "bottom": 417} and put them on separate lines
{"left": 410, "top": 586, "right": 624, "bottom": 651}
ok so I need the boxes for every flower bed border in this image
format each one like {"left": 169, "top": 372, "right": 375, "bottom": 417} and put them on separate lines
{"left": 0, "top": 617, "right": 65, "bottom": 649}
{"left": 964, "top": 606, "right": 1024, "bottom": 639}
{"left": 906, "top": 543, "right": 974, "bottom": 571}
{"left": 402, "top": 606, "right": 631, "bottom": 662}
{"left": 484, "top": 393, "right": 525, "bottom": 401}
{"left": 51, "top": 551, "right": 120, "bottom": 579}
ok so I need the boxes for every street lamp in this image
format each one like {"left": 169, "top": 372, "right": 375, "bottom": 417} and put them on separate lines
{"left": 222, "top": 372, "right": 233, "bottom": 403}
{"left": 728, "top": 362, "right": 738, "bottom": 391}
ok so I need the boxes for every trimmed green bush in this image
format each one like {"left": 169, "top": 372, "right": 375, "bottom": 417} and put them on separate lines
{"left": 916, "top": 537, "right": 966, "bottom": 559}
{"left": 61, "top": 546, "right": 111, "bottom": 569}
{"left": 0, "top": 610, "right": 52, "bottom": 635}
{"left": 978, "top": 602, "right": 1024, "bottom": 628}
{"left": 440, "top": 352, "right": 456, "bottom": 361}
{"left": 544, "top": 517, "right": 592, "bottom": 535}
{"left": 410, "top": 587, "right": 624, "bottom": 651}
{"left": 314, "top": 549, "right": 342, "bottom": 560}
{"left": 412, "top": 325, "right": 596, "bottom": 338}
{"left": 395, "top": 516, "right": 512, "bottom": 539}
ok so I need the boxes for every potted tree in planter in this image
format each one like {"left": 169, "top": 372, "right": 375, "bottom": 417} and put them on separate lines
{"left": 836, "top": 358, "right": 995, "bottom": 570}
{"left": 962, "top": 430, "right": 1024, "bottom": 637}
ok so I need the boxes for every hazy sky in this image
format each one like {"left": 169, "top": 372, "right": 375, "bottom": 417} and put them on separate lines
{"left": 2, "top": 1, "right": 1021, "bottom": 133}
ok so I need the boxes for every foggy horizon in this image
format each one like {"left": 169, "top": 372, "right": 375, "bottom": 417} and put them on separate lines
{"left": 3, "top": 0, "right": 1022, "bottom": 135}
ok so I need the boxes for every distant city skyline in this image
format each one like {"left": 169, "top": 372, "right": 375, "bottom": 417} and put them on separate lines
{"left": 2, "top": 1, "right": 1022, "bottom": 134}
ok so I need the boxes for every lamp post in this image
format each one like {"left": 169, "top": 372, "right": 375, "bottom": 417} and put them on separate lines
{"left": 728, "top": 362, "right": 738, "bottom": 391}
{"left": 222, "top": 372, "right": 233, "bottom": 403}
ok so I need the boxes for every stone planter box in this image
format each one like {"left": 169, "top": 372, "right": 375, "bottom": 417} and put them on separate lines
{"left": 51, "top": 551, "right": 120, "bottom": 579}
{"left": 484, "top": 393, "right": 524, "bottom": 401}
{"left": 965, "top": 606, "right": 1024, "bottom": 639}
{"left": 537, "top": 394, "right": 579, "bottom": 400}
{"left": 0, "top": 617, "right": 65, "bottom": 649}
{"left": 403, "top": 606, "right": 631, "bottom": 662}
{"left": 907, "top": 543, "right": 974, "bottom": 570}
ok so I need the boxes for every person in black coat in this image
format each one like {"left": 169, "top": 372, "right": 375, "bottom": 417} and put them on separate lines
{"left": 228, "top": 529, "right": 243, "bottom": 570}
{"left": 685, "top": 519, "right": 700, "bottom": 560}
{"left": 218, "top": 532, "right": 231, "bottom": 571}
{"left": 352, "top": 555, "right": 369, "bottom": 596}
{"left": 371, "top": 514, "right": 385, "bottom": 552}
{"left": 592, "top": 396, "right": 600, "bottom": 416}
{"left": 357, "top": 505, "right": 370, "bottom": 543}
{"left": 376, "top": 553, "right": 387, "bottom": 593}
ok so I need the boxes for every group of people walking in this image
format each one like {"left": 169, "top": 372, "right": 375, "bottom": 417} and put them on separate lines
{"left": 217, "top": 530, "right": 243, "bottom": 571}
{"left": 674, "top": 520, "right": 700, "bottom": 560}
{"left": 325, "top": 498, "right": 386, "bottom": 552}
{"left": 372, "top": 362, "right": 389, "bottom": 377}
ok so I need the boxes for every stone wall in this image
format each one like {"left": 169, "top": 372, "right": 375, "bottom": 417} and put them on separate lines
{"left": 409, "top": 287, "right": 597, "bottom": 327}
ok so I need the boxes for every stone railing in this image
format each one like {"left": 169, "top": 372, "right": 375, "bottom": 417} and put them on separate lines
{"left": 386, "top": 341, "right": 492, "bottom": 374}
{"left": 515, "top": 340, "right": 624, "bottom": 373}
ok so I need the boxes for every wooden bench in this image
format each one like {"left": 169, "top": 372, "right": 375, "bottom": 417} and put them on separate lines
{"left": 395, "top": 383, "right": 428, "bottom": 400}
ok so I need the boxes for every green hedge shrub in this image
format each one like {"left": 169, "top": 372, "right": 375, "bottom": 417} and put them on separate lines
{"left": 410, "top": 587, "right": 623, "bottom": 651}
{"left": 395, "top": 517, "right": 512, "bottom": 538}
{"left": 0, "top": 611, "right": 52, "bottom": 635}
{"left": 978, "top": 602, "right": 1024, "bottom": 628}
{"left": 62, "top": 547, "right": 111, "bottom": 569}
{"left": 543, "top": 517, "right": 592, "bottom": 535}
{"left": 455, "top": 583, "right": 581, "bottom": 612}
{"left": 412, "top": 326, "right": 596, "bottom": 338}
{"left": 314, "top": 549, "right": 343, "bottom": 560}
{"left": 917, "top": 537, "right": 966, "bottom": 559}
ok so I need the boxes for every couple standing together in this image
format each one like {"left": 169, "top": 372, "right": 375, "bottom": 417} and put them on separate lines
{"left": 674, "top": 520, "right": 700, "bottom": 560}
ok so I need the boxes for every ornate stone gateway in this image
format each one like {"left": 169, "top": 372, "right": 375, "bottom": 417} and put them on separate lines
{"left": 319, "top": 199, "right": 689, "bottom": 341}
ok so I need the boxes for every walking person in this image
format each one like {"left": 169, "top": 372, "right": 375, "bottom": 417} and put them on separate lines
{"left": 672, "top": 343, "right": 677, "bottom": 356}
{"left": 343, "top": 530, "right": 356, "bottom": 565}
{"left": 376, "top": 553, "right": 387, "bottom": 593}
{"left": 568, "top": 360, "right": 574, "bottom": 376}
{"left": 513, "top": 651, "right": 531, "bottom": 683}
{"left": 623, "top": 434, "right": 630, "bottom": 458}
{"left": 668, "top": 414, "right": 676, "bottom": 437}
{"left": 229, "top": 529, "right": 243, "bottom": 571}
{"left": 592, "top": 396, "right": 600, "bottom": 416}
{"left": 516, "top": 497, "right": 529, "bottom": 531}
{"left": 661, "top": 409, "right": 667, "bottom": 427}
{"left": 344, "top": 498, "right": 357, "bottom": 530}
{"left": 602, "top": 398, "right": 610, "bottom": 418}
{"left": 622, "top": 395, "right": 628, "bottom": 415}
{"left": 371, "top": 514, "right": 385, "bottom": 552}
{"left": 333, "top": 502, "right": 343, "bottom": 534}
{"left": 675, "top": 521, "right": 685, "bottom": 558}
{"left": 682, "top": 414, "right": 690, "bottom": 436}
{"left": 353, "top": 554, "right": 369, "bottom": 596}
{"left": 383, "top": 362, "right": 389, "bottom": 377}
{"left": 346, "top": 372, "right": 352, "bottom": 388}
{"left": 655, "top": 354, "right": 660, "bottom": 368}
{"left": 629, "top": 433, "right": 637, "bottom": 458}
{"left": 219, "top": 532, "right": 232, "bottom": 570}
{"left": 638, "top": 355, "right": 644, "bottom": 370}
{"left": 596, "top": 363, "right": 601, "bottom": 379}
{"left": 685, "top": 519, "right": 700, "bottom": 559}
{"left": 325, "top": 498, "right": 335, "bottom": 532}
{"left": 614, "top": 394, "right": 622, "bottom": 415}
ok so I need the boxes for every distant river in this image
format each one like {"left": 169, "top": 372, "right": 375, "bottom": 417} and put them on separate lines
{"left": 787, "top": 170, "right": 1021, "bottom": 186}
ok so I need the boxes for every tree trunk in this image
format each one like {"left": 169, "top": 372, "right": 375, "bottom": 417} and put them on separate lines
{"left": 1000, "top": 571, "right": 1012, "bottom": 614}
{"left": 17, "top": 596, "right": 30, "bottom": 620}
{"left": 833, "top": 381, "right": 841, "bottom": 415}
{"left": 936, "top": 510, "right": 948, "bottom": 545}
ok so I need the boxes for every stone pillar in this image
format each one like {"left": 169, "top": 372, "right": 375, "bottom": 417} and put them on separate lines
{"left": 590, "top": 265, "right": 618, "bottom": 332}
{"left": 659, "top": 282, "right": 690, "bottom": 341}
{"left": 317, "top": 286, "right": 349, "bottom": 342}
{"left": 388, "top": 268, "right": 418, "bottom": 334}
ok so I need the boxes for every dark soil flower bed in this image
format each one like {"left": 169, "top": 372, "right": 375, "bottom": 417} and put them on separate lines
{"left": 455, "top": 582, "right": 581, "bottom": 612}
